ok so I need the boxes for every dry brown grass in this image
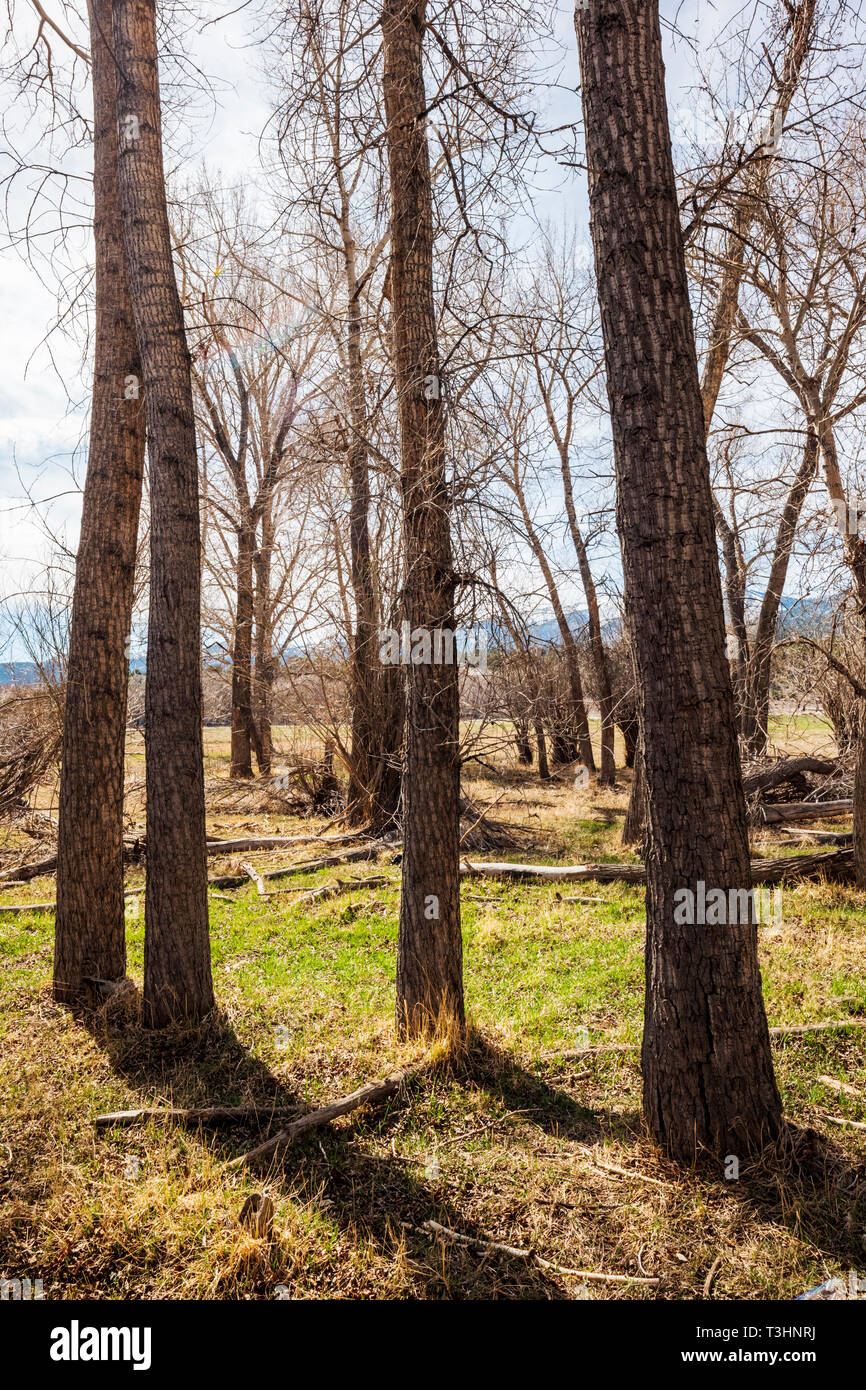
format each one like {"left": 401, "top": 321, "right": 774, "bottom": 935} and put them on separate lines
{"left": 0, "top": 715, "right": 864, "bottom": 1300}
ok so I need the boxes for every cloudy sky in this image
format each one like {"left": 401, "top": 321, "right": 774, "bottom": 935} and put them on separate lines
{"left": 0, "top": 0, "right": 743, "bottom": 655}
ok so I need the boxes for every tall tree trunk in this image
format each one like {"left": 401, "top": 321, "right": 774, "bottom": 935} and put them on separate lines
{"left": 712, "top": 496, "right": 749, "bottom": 719}
{"left": 515, "top": 723, "right": 533, "bottom": 764}
{"left": 622, "top": 738, "right": 646, "bottom": 847}
{"left": 113, "top": 0, "right": 213, "bottom": 1028}
{"left": 618, "top": 706, "right": 639, "bottom": 767}
{"left": 742, "top": 426, "right": 819, "bottom": 754}
{"left": 534, "top": 719, "right": 550, "bottom": 780}
{"left": 230, "top": 519, "right": 255, "bottom": 778}
{"left": 342, "top": 217, "right": 383, "bottom": 827}
{"left": 559, "top": 448, "right": 615, "bottom": 783}
{"left": 382, "top": 0, "right": 463, "bottom": 1037}
{"left": 54, "top": 0, "right": 146, "bottom": 1006}
{"left": 576, "top": 0, "right": 781, "bottom": 1160}
{"left": 252, "top": 509, "right": 273, "bottom": 775}
{"left": 375, "top": 659, "right": 405, "bottom": 827}
{"left": 854, "top": 699, "right": 866, "bottom": 887}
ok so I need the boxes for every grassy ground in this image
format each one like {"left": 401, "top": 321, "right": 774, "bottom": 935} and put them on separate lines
{"left": 1, "top": 719, "right": 864, "bottom": 1300}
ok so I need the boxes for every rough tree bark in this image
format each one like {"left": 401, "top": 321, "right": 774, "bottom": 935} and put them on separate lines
{"left": 113, "top": 0, "right": 213, "bottom": 1027}
{"left": 382, "top": 0, "right": 464, "bottom": 1036}
{"left": 54, "top": 0, "right": 146, "bottom": 1006}
{"left": 576, "top": 0, "right": 781, "bottom": 1159}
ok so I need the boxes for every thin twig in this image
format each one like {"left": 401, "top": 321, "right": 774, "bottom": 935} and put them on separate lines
{"left": 410, "top": 1219, "right": 659, "bottom": 1284}
{"left": 703, "top": 1255, "right": 723, "bottom": 1297}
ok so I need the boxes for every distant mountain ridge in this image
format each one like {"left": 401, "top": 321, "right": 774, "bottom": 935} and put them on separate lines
{"left": 0, "top": 595, "right": 840, "bottom": 686}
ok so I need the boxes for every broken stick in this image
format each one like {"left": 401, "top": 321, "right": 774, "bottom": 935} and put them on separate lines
{"left": 94, "top": 1104, "right": 302, "bottom": 1129}
{"left": 412, "top": 1219, "right": 659, "bottom": 1284}
{"left": 228, "top": 1067, "right": 413, "bottom": 1168}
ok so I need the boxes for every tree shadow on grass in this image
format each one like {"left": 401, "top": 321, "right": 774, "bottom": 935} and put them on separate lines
{"left": 75, "top": 993, "right": 305, "bottom": 1140}
{"left": 72, "top": 997, "right": 573, "bottom": 1294}
{"left": 70, "top": 998, "right": 865, "bottom": 1297}
{"left": 231, "top": 1030, "right": 623, "bottom": 1298}
{"left": 718, "top": 1119, "right": 866, "bottom": 1283}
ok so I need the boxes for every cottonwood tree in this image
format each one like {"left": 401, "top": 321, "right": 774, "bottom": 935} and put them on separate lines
{"left": 53, "top": 0, "right": 146, "bottom": 1004}
{"left": 113, "top": 0, "right": 212, "bottom": 1026}
{"left": 517, "top": 243, "right": 616, "bottom": 783}
{"left": 709, "top": 426, "right": 820, "bottom": 754}
{"left": 273, "top": 0, "right": 404, "bottom": 827}
{"left": 491, "top": 355, "right": 595, "bottom": 768}
{"left": 178, "top": 213, "right": 325, "bottom": 779}
{"left": 575, "top": 0, "right": 781, "bottom": 1159}
{"left": 381, "top": 0, "right": 464, "bottom": 1036}
{"left": 688, "top": 0, "right": 818, "bottom": 430}
{"left": 610, "top": 0, "right": 819, "bottom": 840}
{"left": 678, "top": 0, "right": 819, "bottom": 758}
{"left": 737, "top": 138, "right": 866, "bottom": 879}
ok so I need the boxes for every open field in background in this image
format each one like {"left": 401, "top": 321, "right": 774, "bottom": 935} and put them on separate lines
{"left": 1, "top": 713, "right": 864, "bottom": 1299}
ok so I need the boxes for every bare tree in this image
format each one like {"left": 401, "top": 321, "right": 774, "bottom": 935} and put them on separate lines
{"left": 738, "top": 137, "right": 866, "bottom": 878}
{"left": 113, "top": 0, "right": 212, "bottom": 1027}
{"left": 53, "top": 0, "right": 145, "bottom": 1005}
{"left": 382, "top": 0, "right": 464, "bottom": 1037}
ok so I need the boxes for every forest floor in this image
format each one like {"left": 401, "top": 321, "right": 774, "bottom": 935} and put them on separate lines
{"left": 1, "top": 714, "right": 864, "bottom": 1300}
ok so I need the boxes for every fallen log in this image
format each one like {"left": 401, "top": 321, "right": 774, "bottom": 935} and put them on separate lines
{"left": 205, "top": 832, "right": 364, "bottom": 855}
{"left": 0, "top": 900, "right": 55, "bottom": 914}
{"left": 229, "top": 1067, "right": 413, "bottom": 1168}
{"left": 210, "top": 843, "right": 389, "bottom": 890}
{"left": 461, "top": 858, "right": 645, "bottom": 884}
{"left": 746, "top": 849, "right": 853, "bottom": 882}
{"left": 817, "top": 1074, "right": 861, "bottom": 1097}
{"left": 0, "top": 839, "right": 144, "bottom": 885}
{"left": 0, "top": 853, "right": 58, "bottom": 884}
{"left": 300, "top": 875, "right": 390, "bottom": 906}
{"left": 759, "top": 800, "right": 852, "bottom": 824}
{"left": 742, "top": 757, "right": 837, "bottom": 797}
{"left": 460, "top": 848, "right": 853, "bottom": 886}
{"left": 769, "top": 1020, "right": 866, "bottom": 1038}
{"left": 94, "top": 1104, "right": 303, "bottom": 1129}
{"left": 240, "top": 861, "right": 267, "bottom": 896}
{"left": 778, "top": 827, "right": 852, "bottom": 845}
{"left": 0, "top": 834, "right": 371, "bottom": 885}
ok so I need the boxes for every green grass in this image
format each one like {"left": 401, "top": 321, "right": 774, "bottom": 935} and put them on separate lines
{"left": 1, "top": 737, "right": 864, "bottom": 1301}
